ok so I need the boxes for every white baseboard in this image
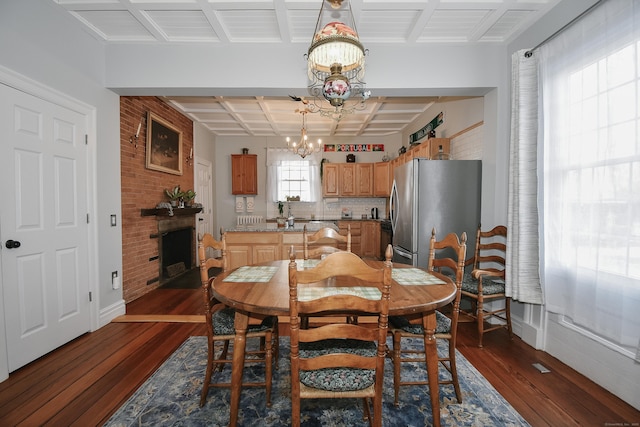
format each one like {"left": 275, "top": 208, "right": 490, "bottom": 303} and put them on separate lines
{"left": 99, "top": 299, "right": 126, "bottom": 328}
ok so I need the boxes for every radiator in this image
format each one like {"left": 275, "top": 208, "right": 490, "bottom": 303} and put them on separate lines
{"left": 236, "top": 215, "right": 264, "bottom": 226}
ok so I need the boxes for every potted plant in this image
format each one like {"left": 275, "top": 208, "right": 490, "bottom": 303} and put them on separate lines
{"left": 183, "top": 189, "right": 196, "bottom": 206}
{"left": 165, "top": 185, "right": 184, "bottom": 207}
{"left": 276, "top": 201, "right": 286, "bottom": 228}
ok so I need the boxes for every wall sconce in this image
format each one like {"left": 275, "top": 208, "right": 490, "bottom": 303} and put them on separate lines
{"left": 186, "top": 147, "right": 193, "bottom": 166}
{"left": 129, "top": 119, "right": 142, "bottom": 154}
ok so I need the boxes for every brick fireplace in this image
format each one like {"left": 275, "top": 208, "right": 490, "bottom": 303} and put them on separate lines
{"left": 120, "top": 96, "right": 194, "bottom": 303}
{"left": 158, "top": 216, "right": 194, "bottom": 282}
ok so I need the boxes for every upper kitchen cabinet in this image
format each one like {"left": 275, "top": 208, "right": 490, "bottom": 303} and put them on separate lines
{"left": 231, "top": 154, "right": 257, "bottom": 195}
{"left": 322, "top": 163, "right": 340, "bottom": 196}
{"left": 356, "top": 163, "right": 373, "bottom": 196}
{"left": 373, "top": 162, "right": 391, "bottom": 197}
{"left": 322, "top": 163, "right": 374, "bottom": 197}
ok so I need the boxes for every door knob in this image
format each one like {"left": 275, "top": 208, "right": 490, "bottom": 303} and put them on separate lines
{"left": 5, "top": 240, "right": 21, "bottom": 249}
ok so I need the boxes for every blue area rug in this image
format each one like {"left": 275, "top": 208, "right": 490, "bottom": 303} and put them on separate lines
{"left": 104, "top": 336, "right": 529, "bottom": 426}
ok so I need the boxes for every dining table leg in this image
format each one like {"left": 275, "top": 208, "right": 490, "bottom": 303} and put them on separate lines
{"left": 423, "top": 311, "right": 441, "bottom": 427}
{"left": 229, "top": 310, "right": 249, "bottom": 427}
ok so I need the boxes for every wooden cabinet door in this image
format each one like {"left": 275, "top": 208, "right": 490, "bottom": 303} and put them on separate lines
{"left": 322, "top": 163, "right": 340, "bottom": 196}
{"left": 231, "top": 154, "right": 257, "bottom": 195}
{"left": 227, "top": 245, "right": 251, "bottom": 270}
{"left": 413, "top": 142, "right": 430, "bottom": 159}
{"left": 356, "top": 163, "right": 373, "bottom": 196}
{"left": 252, "top": 245, "right": 279, "bottom": 264}
{"left": 373, "top": 162, "right": 391, "bottom": 197}
{"left": 360, "top": 221, "right": 380, "bottom": 259}
{"left": 340, "top": 163, "right": 356, "bottom": 196}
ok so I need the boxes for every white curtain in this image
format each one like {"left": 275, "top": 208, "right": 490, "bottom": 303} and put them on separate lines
{"left": 266, "top": 148, "right": 322, "bottom": 202}
{"left": 507, "top": 49, "right": 544, "bottom": 305}
{"left": 539, "top": 0, "right": 640, "bottom": 359}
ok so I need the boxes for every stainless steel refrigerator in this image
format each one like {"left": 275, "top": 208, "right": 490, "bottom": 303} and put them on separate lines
{"left": 390, "top": 159, "right": 481, "bottom": 267}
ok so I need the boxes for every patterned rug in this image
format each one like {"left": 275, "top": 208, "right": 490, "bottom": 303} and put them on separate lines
{"left": 104, "top": 336, "right": 529, "bottom": 427}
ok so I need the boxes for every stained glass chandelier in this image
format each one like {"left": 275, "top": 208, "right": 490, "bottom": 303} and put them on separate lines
{"left": 304, "top": 0, "right": 370, "bottom": 122}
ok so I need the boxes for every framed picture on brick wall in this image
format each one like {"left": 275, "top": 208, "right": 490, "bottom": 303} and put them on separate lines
{"left": 146, "top": 112, "right": 183, "bottom": 175}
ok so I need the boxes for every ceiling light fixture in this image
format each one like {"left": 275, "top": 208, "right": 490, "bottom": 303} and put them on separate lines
{"left": 286, "top": 109, "right": 323, "bottom": 158}
{"left": 305, "top": 0, "right": 370, "bottom": 122}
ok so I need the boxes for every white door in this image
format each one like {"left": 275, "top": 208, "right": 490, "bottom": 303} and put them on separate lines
{"left": 0, "top": 83, "right": 91, "bottom": 372}
{"left": 195, "top": 157, "right": 213, "bottom": 246}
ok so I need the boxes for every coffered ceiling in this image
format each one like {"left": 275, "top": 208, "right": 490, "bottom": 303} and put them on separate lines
{"left": 51, "top": 0, "right": 561, "bottom": 137}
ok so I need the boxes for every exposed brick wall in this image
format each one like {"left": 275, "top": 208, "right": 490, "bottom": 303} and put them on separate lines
{"left": 120, "top": 96, "right": 194, "bottom": 303}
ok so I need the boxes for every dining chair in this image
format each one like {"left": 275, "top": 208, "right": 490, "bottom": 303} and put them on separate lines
{"left": 460, "top": 224, "right": 511, "bottom": 347}
{"left": 389, "top": 228, "right": 466, "bottom": 405}
{"left": 302, "top": 224, "right": 355, "bottom": 327}
{"left": 198, "top": 230, "right": 279, "bottom": 407}
{"left": 303, "top": 224, "right": 351, "bottom": 260}
{"left": 288, "top": 247, "right": 392, "bottom": 427}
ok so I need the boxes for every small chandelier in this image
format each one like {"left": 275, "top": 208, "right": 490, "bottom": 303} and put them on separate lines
{"left": 305, "top": 0, "right": 370, "bottom": 122}
{"left": 286, "top": 109, "right": 323, "bottom": 158}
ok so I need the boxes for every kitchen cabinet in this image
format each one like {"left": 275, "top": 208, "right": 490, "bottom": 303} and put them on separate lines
{"left": 428, "top": 138, "right": 451, "bottom": 159}
{"left": 360, "top": 221, "right": 380, "bottom": 259}
{"left": 322, "top": 163, "right": 340, "bottom": 196}
{"left": 231, "top": 154, "right": 257, "bottom": 195}
{"left": 356, "top": 163, "right": 373, "bottom": 196}
{"left": 338, "top": 221, "right": 360, "bottom": 255}
{"left": 373, "top": 162, "right": 391, "bottom": 197}
{"left": 226, "top": 232, "right": 280, "bottom": 270}
{"left": 322, "top": 163, "right": 375, "bottom": 197}
{"left": 340, "top": 163, "right": 356, "bottom": 196}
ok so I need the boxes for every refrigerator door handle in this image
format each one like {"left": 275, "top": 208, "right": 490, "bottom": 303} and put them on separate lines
{"left": 390, "top": 179, "right": 398, "bottom": 235}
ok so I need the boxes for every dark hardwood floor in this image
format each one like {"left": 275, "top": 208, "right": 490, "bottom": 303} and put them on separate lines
{"left": 0, "top": 274, "right": 638, "bottom": 426}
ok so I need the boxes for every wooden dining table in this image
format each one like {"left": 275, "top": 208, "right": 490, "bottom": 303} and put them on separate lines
{"left": 211, "top": 258, "right": 457, "bottom": 427}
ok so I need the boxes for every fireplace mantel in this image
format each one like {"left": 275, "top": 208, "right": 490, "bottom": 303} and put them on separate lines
{"left": 141, "top": 207, "right": 202, "bottom": 217}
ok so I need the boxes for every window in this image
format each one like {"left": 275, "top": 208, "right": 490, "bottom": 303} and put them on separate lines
{"left": 266, "top": 149, "right": 321, "bottom": 203}
{"left": 277, "top": 160, "right": 313, "bottom": 201}
{"left": 540, "top": 0, "right": 640, "bottom": 358}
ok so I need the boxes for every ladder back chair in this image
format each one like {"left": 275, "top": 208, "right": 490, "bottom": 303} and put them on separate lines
{"left": 460, "top": 224, "right": 512, "bottom": 347}
{"left": 302, "top": 224, "right": 354, "bottom": 326}
{"left": 389, "top": 228, "right": 467, "bottom": 405}
{"left": 198, "top": 229, "right": 278, "bottom": 407}
{"left": 288, "top": 247, "right": 392, "bottom": 427}
{"left": 303, "top": 224, "right": 351, "bottom": 260}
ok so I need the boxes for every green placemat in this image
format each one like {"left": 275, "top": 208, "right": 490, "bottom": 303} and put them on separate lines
{"left": 298, "top": 286, "right": 381, "bottom": 301}
{"left": 392, "top": 268, "right": 447, "bottom": 286}
{"left": 296, "top": 259, "right": 321, "bottom": 270}
{"left": 223, "top": 266, "right": 278, "bottom": 282}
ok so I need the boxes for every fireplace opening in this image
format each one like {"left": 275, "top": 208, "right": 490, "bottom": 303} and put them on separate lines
{"left": 160, "top": 227, "right": 193, "bottom": 282}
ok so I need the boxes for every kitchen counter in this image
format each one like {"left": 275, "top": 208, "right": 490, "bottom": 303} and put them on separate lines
{"left": 227, "top": 221, "right": 338, "bottom": 233}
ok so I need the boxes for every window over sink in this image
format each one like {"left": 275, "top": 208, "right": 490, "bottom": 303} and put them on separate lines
{"left": 266, "top": 149, "right": 321, "bottom": 202}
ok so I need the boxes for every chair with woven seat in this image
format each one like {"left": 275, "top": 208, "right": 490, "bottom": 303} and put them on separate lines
{"left": 288, "top": 246, "right": 392, "bottom": 427}
{"left": 389, "top": 228, "right": 466, "bottom": 406}
{"left": 198, "top": 230, "right": 278, "bottom": 407}
{"left": 460, "top": 224, "right": 511, "bottom": 347}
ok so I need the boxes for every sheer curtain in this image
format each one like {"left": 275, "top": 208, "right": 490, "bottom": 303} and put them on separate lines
{"left": 507, "top": 49, "right": 543, "bottom": 304}
{"left": 539, "top": 0, "right": 640, "bottom": 359}
{"left": 266, "top": 148, "right": 322, "bottom": 202}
